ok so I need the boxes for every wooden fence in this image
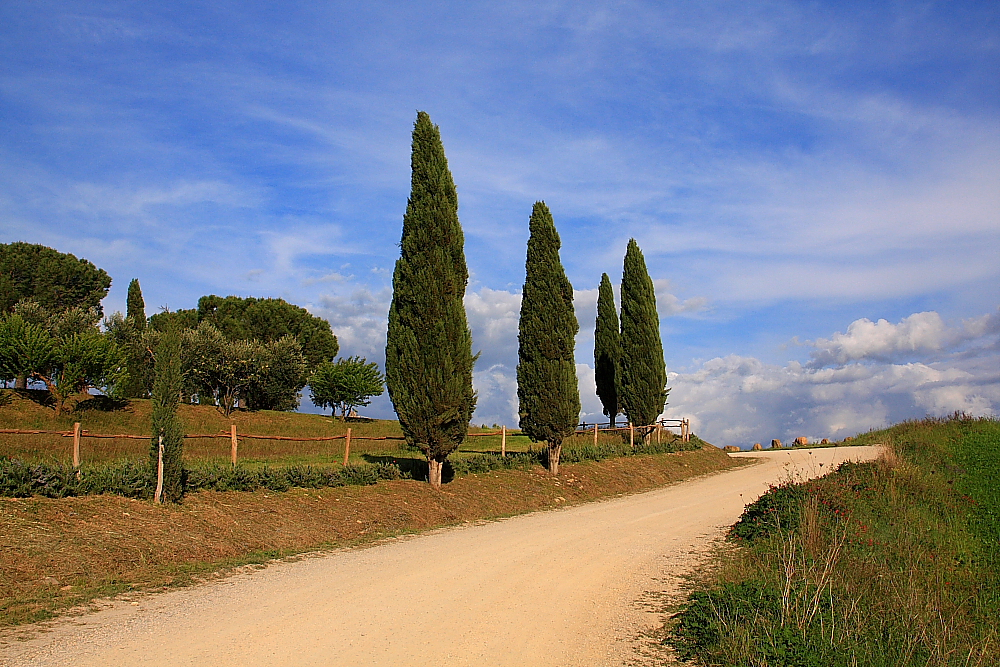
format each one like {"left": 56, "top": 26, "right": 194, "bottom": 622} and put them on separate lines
{"left": 0, "top": 417, "right": 690, "bottom": 468}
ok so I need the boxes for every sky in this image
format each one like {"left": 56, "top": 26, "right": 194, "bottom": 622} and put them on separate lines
{"left": 2, "top": 0, "right": 998, "bottom": 447}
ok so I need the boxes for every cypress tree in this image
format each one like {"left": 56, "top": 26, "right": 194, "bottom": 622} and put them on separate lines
{"left": 517, "top": 201, "right": 580, "bottom": 476}
{"left": 150, "top": 325, "right": 184, "bottom": 502}
{"left": 594, "top": 272, "right": 621, "bottom": 427}
{"left": 126, "top": 278, "right": 146, "bottom": 327}
{"left": 385, "top": 111, "right": 476, "bottom": 489}
{"left": 618, "top": 239, "right": 668, "bottom": 441}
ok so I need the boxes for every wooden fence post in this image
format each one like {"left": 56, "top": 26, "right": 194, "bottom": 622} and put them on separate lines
{"left": 342, "top": 427, "right": 352, "bottom": 466}
{"left": 72, "top": 422, "right": 81, "bottom": 474}
{"left": 230, "top": 424, "right": 238, "bottom": 466}
{"left": 501, "top": 425, "right": 506, "bottom": 457}
{"left": 154, "top": 433, "right": 164, "bottom": 504}
{"left": 593, "top": 423, "right": 599, "bottom": 446}
{"left": 656, "top": 420, "right": 661, "bottom": 444}
{"left": 629, "top": 422, "right": 634, "bottom": 449}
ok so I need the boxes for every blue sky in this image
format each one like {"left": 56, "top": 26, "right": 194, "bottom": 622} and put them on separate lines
{"left": 2, "top": 1, "right": 998, "bottom": 446}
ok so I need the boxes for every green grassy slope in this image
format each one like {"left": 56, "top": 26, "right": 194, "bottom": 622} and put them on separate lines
{"left": 667, "top": 415, "right": 1000, "bottom": 666}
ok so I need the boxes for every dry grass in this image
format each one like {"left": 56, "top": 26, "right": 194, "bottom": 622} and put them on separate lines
{"left": 0, "top": 445, "right": 742, "bottom": 629}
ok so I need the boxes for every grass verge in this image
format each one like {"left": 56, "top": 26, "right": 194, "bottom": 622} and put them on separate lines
{"left": 0, "top": 445, "right": 741, "bottom": 629}
{"left": 665, "top": 415, "right": 1000, "bottom": 666}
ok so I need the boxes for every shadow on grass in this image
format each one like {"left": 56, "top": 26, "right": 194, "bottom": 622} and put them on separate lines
{"left": 74, "top": 395, "right": 132, "bottom": 413}
{"left": 11, "top": 389, "right": 55, "bottom": 409}
{"left": 361, "top": 454, "right": 456, "bottom": 484}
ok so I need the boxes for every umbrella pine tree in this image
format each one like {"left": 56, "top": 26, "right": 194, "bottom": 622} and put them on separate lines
{"left": 517, "top": 202, "right": 580, "bottom": 475}
{"left": 385, "top": 111, "right": 476, "bottom": 489}
{"left": 594, "top": 272, "right": 621, "bottom": 427}
{"left": 618, "top": 239, "right": 668, "bottom": 441}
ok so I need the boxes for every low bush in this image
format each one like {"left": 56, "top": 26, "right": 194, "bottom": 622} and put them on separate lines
{"left": 727, "top": 481, "right": 808, "bottom": 542}
{"left": 0, "top": 456, "right": 401, "bottom": 499}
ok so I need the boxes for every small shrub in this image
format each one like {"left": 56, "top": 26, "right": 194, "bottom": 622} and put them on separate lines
{"left": 0, "top": 458, "right": 79, "bottom": 498}
{"left": 0, "top": 457, "right": 403, "bottom": 499}
{"left": 728, "top": 482, "right": 808, "bottom": 542}
{"left": 79, "top": 460, "right": 155, "bottom": 498}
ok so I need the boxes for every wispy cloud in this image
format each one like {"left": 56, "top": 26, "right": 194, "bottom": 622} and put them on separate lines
{"left": 1, "top": 0, "right": 996, "bottom": 436}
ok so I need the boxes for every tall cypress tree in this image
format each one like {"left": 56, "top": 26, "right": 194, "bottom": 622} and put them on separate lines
{"left": 150, "top": 324, "right": 184, "bottom": 502}
{"left": 618, "top": 239, "right": 668, "bottom": 440}
{"left": 126, "top": 278, "right": 146, "bottom": 327}
{"left": 385, "top": 111, "right": 476, "bottom": 489}
{"left": 517, "top": 201, "right": 580, "bottom": 476}
{"left": 594, "top": 272, "right": 621, "bottom": 427}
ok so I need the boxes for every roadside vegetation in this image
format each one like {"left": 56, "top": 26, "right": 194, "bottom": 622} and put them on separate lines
{"left": 666, "top": 414, "right": 1000, "bottom": 666}
{"left": 0, "top": 391, "right": 701, "bottom": 497}
{"left": 1, "top": 441, "right": 736, "bottom": 628}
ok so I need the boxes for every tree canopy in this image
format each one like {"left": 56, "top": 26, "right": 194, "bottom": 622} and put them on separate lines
{"left": 150, "top": 295, "right": 338, "bottom": 369}
{"left": 516, "top": 201, "right": 579, "bottom": 475}
{"left": 310, "top": 356, "right": 385, "bottom": 420}
{"left": 385, "top": 111, "right": 476, "bottom": 488}
{"left": 0, "top": 242, "right": 111, "bottom": 315}
{"left": 182, "top": 322, "right": 307, "bottom": 415}
{"left": 0, "top": 305, "right": 123, "bottom": 414}
{"left": 126, "top": 278, "right": 146, "bottom": 326}
{"left": 618, "top": 239, "right": 668, "bottom": 435}
{"left": 594, "top": 272, "right": 621, "bottom": 427}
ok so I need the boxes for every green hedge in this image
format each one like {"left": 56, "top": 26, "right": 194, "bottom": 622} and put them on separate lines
{"left": 0, "top": 456, "right": 401, "bottom": 499}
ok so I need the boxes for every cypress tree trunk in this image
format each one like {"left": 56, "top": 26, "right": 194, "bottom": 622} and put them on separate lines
{"left": 385, "top": 111, "right": 476, "bottom": 489}
{"left": 618, "top": 239, "right": 668, "bottom": 444}
{"left": 516, "top": 202, "right": 580, "bottom": 476}
{"left": 594, "top": 272, "right": 620, "bottom": 428}
{"left": 150, "top": 325, "right": 184, "bottom": 502}
{"left": 126, "top": 278, "right": 146, "bottom": 327}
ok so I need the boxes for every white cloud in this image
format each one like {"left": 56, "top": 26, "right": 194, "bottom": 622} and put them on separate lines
{"left": 808, "top": 309, "right": 1000, "bottom": 368}
{"left": 470, "top": 307, "right": 1000, "bottom": 446}
{"left": 662, "top": 351, "right": 999, "bottom": 448}
{"left": 314, "top": 287, "right": 392, "bottom": 361}
{"left": 472, "top": 364, "right": 520, "bottom": 427}
{"left": 653, "top": 279, "right": 708, "bottom": 316}
{"left": 808, "top": 312, "right": 952, "bottom": 367}
{"left": 464, "top": 287, "right": 522, "bottom": 368}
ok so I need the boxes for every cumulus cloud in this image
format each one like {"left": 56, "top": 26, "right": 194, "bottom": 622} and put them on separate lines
{"left": 313, "top": 287, "right": 392, "bottom": 361}
{"left": 653, "top": 279, "right": 708, "bottom": 316}
{"left": 808, "top": 312, "right": 952, "bottom": 366}
{"left": 663, "top": 309, "right": 1000, "bottom": 447}
{"left": 808, "top": 309, "right": 1000, "bottom": 368}
{"left": 466, "top": 306, "right": 1000, "bottom": 445}
{"left": 464, "top": 287, "right": 521, "bottom": 369}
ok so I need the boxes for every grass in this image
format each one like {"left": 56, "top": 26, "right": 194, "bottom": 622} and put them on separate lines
{"left": 0, "top": 390, "right": 650, "bottom": 469}
{"left": 665, "top": 414, "right": 1000, "bottom": 666}
{"left": 0, "top": 445, "right": 742, "bottom": 629}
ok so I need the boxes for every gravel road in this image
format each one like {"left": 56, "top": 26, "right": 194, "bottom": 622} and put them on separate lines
{"left": 3, "top": 446, "right": 882, "bottom": 667}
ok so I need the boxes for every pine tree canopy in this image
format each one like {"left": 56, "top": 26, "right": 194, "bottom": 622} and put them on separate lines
{"left": 618, "top": 239, "right": 667, "bottom": 429}
{"left": 126, "top": 278, "right": 146, "bottom": 326}
{"left": 517, "top": 201, "right": 580, "bottom": 454}
{"left": 594, "top": 272, "right": 621, "bottom": 425}
{"left": 0, "top": 242, "right": 111, "bottom": 315}
{"left": 385, "top": 111, "right": 476, "bottom": 469}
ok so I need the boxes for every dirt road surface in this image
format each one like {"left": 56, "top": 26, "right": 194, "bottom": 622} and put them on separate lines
{"left": 3, "top": 446, "right": 882, "bottom": 667}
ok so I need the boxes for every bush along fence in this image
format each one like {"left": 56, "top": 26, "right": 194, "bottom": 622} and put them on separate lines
{"left": 0, "top": 417, "right": 699, "bottom": 498}
{"left": 0, "top": 456, "right": 403, "bottom": 500}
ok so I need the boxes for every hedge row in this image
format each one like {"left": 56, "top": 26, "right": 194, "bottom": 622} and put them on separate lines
{"left": 1, "top": 432, "right": 702, "bottom": 498}
{"left": 0, "top": 457, "right": 401, "bottom": 499}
